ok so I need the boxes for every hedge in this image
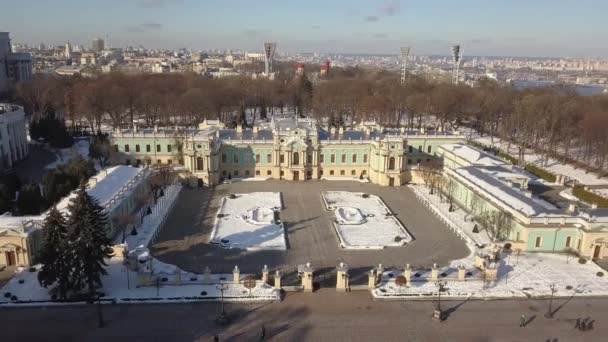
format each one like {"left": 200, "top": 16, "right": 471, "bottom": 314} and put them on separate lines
{"left": 573, "top": 185, "right": 608, "bottom": 208}
{"left": 524, "top": 164, "right": 557, "bottom": 183}
{"left": 498, "top": 152, "right": 519, "bottom": 166}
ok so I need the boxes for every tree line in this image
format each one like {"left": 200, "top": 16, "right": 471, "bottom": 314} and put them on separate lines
{"left": 11, "top": 68, "right": 608, "bottom": 174}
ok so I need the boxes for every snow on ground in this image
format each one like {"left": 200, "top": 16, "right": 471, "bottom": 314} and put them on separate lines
{"left": 1, "top": 184, "right": 279, "bottom": 305}
{"left": 222, "top": 177, "right": 271, "bottom": 184}
{"left": 320, "top": 176, "right": 369, "bottom": 183}
{"left": 321, "top": 191, "right": 412, "bottom": 249}
{"left": 409, "top": 185, "right": 490, "bottom": 247}
{"left": 0, "top": 259, "right": 279, "bottom": 305}
{"left": 372, "top": 252, "right": 608, "bottom": 300}
{"left": 44, "top": 138, "right": 91, "bottom": 170}
{"left": 475, "top": 136, "right": 608, "bottom": 186}
{"left": 210, "top": 192, "right": 286, "bottom": 251}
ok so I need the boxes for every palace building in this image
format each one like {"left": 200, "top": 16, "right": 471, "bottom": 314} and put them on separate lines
{"left": 110, "top": 116, "right": 466, "bottom": 187}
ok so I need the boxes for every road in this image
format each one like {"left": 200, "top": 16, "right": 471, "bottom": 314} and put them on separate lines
{"left": 1, "top": 290, "right": 605, "bottom": 341}
{"left": 151, "top": 180, "right": 470, "bottom": 275}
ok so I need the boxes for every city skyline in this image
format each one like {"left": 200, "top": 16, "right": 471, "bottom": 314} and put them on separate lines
{"left": 3, "top": 0, "right": 608, "bottom": 58}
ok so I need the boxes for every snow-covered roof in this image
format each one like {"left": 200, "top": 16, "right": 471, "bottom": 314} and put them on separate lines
{"left": 440, "top": 143, "right": 507, "bottom": 167}
{"left": 0, "top": 166, "right": 148, "bottom": 234}
{"left": 454, "top": 166, "right": 553, "bottom": 216}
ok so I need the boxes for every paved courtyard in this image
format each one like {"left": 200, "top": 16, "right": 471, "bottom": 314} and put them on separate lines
{"left": 150, "top": 180, "right": 470, "bottom": 277}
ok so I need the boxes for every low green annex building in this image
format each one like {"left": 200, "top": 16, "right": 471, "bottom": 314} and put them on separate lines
{"left": 110, "top": 116, "right": 465, "bottom": 187}
{"left": 438, "top": 143, "right": 608, "bottom": 260}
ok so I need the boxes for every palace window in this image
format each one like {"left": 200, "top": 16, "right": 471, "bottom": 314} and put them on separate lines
{"left": 363, "top": 154, "right": 368, "bottom": 163}
{"left": 256, "top": 170, "right": 260, "bottom": 176}
{"left": 124, "top": 144, "right": 130, "bottom": 152}
{"left": 157, "top": 144, "right": 161, "bottom": 153}
{"left": 351, "top": 170, "right": 356, "bottom": 175}
{"left": 320, "top": 154, "right": 325, "bottom": 163}
{"left": 330, "top": 170, "right": 334, "bottom": 175}
{"left": 352, "top": 154, "right": 357, "bottom": 163}
{"left": 157, "top": 159, "right": 161, "bottom": 164}
{"left": 244, "top": 153, "right": 250, "bottom": 163}
{"left": 280, "top": 154, "right": 285, "bottom": 163}
{"left": 407, "top": 159, "right": 412, "bottom": 165}
{"left": 565, "top": 236, "right": 572, "bottom": 248}
{"left": 535, "top": 236, "right": 542, "bottom": 248}
{"left": 341, "top": 154, "right": 346, "bottom": 163}
{"left": 331, "top": 154, "right": 336, "bottom": 163}
{"left": 234, "top": 170, "right": 239, "bottom": 176}
{"left": 167, "top": 145, "right": 172, "bottom": 153}
{"left": 408, "top": 146, "right": 413, "bottom": 153}
{"left": 427, "top": 145, "right": 432, "bottom": 153}
{"left": 135, "top": 144, "right": 140, "bottom": 152}
{"left": 388, "top": 157, "right": 396, "bottom": 170}
{"left": 418, "top": 145, "right": 422, "bottom": 152}
{"left": 307, "top": 154, "right": 312, "bottom": 164}
{"left": 293, "top": 152, "right": 300, "bottom": 165}
{"left": 167, "top": 159, "right": 172, "bottom": 165}
{"left": 222, "top": 153, "right": 227, "bottom": 163}
{"left": 146, "top": 144, "right": 151, "bottom": 152}
{"left": 340, "top": 170, "right": 345, "bottom": 175}
{"left": 114, "top": 144, "right": 119, "bottom": 152}
{"left": 125, "top": 159, "right": 130, "bottom": 165}
{"left": 245, "top": 170, "right": 250, "bottom": 176}
{"left": 267, "top": 170, "right": 272, "bottom": 176}
{"left": 256, "top": 154, "right": 260, "bottom": 163}
{"left": 267, "top": 153, "right": 272, "bottom": 163}
{"left": 233, "top": 154, "right": 239, "bottom": 163}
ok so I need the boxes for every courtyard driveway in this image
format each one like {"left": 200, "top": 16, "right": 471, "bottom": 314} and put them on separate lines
{"left": 150, "top": 180, "right": 470, "bottom": 275}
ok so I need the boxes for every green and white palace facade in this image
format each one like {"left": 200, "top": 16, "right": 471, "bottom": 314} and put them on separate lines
{"left": 110, "top": 117, "right": 464, "bottom": 187}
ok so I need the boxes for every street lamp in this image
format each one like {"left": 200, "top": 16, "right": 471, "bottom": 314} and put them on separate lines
{"left": 215, "top": 283, "right": 230, "bottom": 325}
{"left": 433, "top": 280, "right": 447, "bottom": 321}
{"left": 545, "top": 283, "right": 557, "bottom": 319}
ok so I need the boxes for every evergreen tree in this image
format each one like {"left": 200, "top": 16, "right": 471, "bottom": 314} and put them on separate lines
{"left": 66, "top": 185, "right": 112, "bottom": 300}
{"left": 37, "top": 207, "right": 72, "bottom": 300}
{"left": 16, "top": 183, "right": 45, "bottom": 215}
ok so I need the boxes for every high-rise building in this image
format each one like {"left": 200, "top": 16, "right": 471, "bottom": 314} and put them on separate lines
{"left": 92, "top": 38, "right": 105, "bottom": 52}
{"left": 65, "top": 41, "right": 72, "bottom": 61}
{"left": 0, "top": 32, "right": 32, "bottom": 93}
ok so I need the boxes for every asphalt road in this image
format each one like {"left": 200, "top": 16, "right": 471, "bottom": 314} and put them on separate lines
{"left": 151, "top": 180, "right": 470, "bottom": 276}
{"left": 0, "top": 290, "right": 605, "bottom": 341}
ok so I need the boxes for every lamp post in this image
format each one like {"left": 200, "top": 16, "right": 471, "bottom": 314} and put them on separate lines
{"left": 433, "top": 280, "right": 446, "bottom": 321}
{"left": 545, "top": 283, "right": 557, "bottom": 319}
{"left": 215, "top": 282, "right": 230, "bottom": 325}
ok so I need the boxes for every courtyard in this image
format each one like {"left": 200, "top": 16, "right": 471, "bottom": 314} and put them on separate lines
{"left": 150, "top": 180, "right": 471, "bottom": 280}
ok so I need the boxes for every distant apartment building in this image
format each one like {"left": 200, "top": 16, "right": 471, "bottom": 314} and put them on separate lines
{"left": 0, "top": 104, "right": 29, "bottom": 171}
{"left": 0, "top": 32, "right": 33, "bottom": 92}
{"left": 92, "top": 38, "right": 105, "bottom": 53}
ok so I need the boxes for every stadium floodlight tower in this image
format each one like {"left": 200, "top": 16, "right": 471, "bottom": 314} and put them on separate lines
{"left": 400, "top": 46, "right": 411, "bottom": 84}
{"left": 451, "top": 45, "right": 463, "bottom": 84}
{"left": 263, "top": 42, "right": 277, "bottom": 76}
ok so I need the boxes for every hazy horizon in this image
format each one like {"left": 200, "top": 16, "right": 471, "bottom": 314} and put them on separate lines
{"left": 4, "top": 0, "right": 608, "bottom": 58}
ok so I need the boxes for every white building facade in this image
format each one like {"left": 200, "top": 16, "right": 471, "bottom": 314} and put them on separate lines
{"left": 0, "top": 32, "right": 32, "bottom": 93}
{"left": 0, "top": 104, "right": 29, "bottom": 171}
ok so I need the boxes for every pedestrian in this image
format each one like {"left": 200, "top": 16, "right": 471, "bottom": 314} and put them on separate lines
{"left": 574, "top": 318, "right": 581, "bottom": 330}
{"left": 260, "top": 324, "right": 266, "bottom": 341}
{"left": 213, "top": 334, "right": 219, "bottom": 342}
{"left": 587, "top": 320, "right": 594, "bottom": 331}
{"left": 520, "top": 314, "right": 526, "bottom": 327}
{"left": 580, "top": 320, "right": 587, "bottom": 331}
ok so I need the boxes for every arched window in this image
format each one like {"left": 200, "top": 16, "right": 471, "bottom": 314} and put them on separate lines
{"left": 196, "top": 157, "right": 204, "bottom": 171}
{"left": 293, "top": 152, "right": 300, "bottom": 165}
{"left": 388, "top": 157, "right": 396, "bottom": 170}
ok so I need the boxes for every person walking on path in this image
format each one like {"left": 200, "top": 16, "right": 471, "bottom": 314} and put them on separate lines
{"left": 260, "top": 325, "right": 266, "bottom": 340}
{"left": 574, "top": 318, "right": 581, "bottom": 330}
{"left": 520, "top": 314, "right": 526, "bottom": 327}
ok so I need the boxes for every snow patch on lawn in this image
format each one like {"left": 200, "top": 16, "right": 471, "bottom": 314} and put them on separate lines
{"left": 373, "top": 252, "right": 608, "bottom": 300}
{"left": 209, "top": 192, "right": 286, "bottom": 250}
{"left": 44, "top": 138, "right": 90, "bottom": 170}
{"left": 321, "top": 191, "right": 412, "bottom": 249}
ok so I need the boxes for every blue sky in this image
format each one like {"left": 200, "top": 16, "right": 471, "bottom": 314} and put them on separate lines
{"left": 3, "top": 0, "right": 607, "bottom": 57}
